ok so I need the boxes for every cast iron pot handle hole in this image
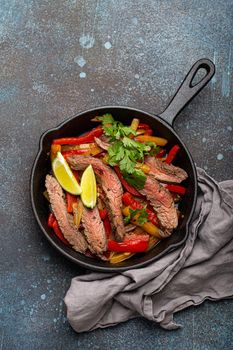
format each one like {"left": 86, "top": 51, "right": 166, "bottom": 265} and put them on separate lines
{"left": 159, "top": 58, "right": 215, "bottom": 126}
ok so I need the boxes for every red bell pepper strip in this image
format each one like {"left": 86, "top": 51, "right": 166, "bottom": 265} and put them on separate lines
{"left": 99, "top": 208, "right": 107, "bottom": 220}
{"left": 156, "top": 149, "right": 166, "bottom": 158}
{"left": 108, "top": 237, "right": 149, "bottom": 253}
{"left": 144, "top": 129, "right": 153, "bottom": 136}
{"left": 114, "top": 166, "right": 142, "bottom": 197}
{"left": 165, "top": 184, "right": 186, "bottom": 195}
{"left": 66, "top": 192, "right": 77, "bottom": 213}
{"left": 103, "top": 216, "right": 111, "bottom": 238}
{"left": 165, "top": 145, "right": 180, "bottom": 164}
{"left": 138, "top": 123, "right": 151, "bottom": 130}
{"left": 52, "top": 220, "right": 69, "bottom": 245}
{"left": 52, "top": 126, "right": 103, "bottom": 145}
{"left": 122, "top": 192, "right": 159, "bottom": 226}
{"left": 62, "top": 149, "right": 91, "bottom": 159}
{"left": 48, "top": 213, "right": 56, "bottom": 228}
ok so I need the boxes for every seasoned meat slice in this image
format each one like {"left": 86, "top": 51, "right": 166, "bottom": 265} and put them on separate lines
{"left": 45, "top": 175, "right": 88, "bottom": 253}
{"left": 81, "top": 206, "right": 107, "bottom": 255}
{"left": 67, "top": 155, "right": 125, "bottom": 241}
{"left": 145, "top": 157, "right": 188, "bottom": 183}
{"left": 94, "top": 137, "right": 110, "bottom": 151}
{"left": 139, "top": 175, "right": 178, "bottom": 231}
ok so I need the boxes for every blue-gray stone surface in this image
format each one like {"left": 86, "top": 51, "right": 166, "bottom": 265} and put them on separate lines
{"left": 0, "top": 0, "right": 232, "bottom": 349}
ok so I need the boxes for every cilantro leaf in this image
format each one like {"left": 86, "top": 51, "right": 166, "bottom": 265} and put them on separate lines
{"left": 108, "top": 141, "right": 125, "bottom": 166}
{"left": 119, "top": 153, "right": 135, "bottom": 174}
{"left": 122, "top": 169, "right": 146, "bottom": 190}
{"left": 96, "top": 114, "right": 114, "bottom": 125}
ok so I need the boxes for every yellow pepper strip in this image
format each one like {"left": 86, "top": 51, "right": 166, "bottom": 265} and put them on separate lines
{"left": 101, "top": 153, "right": 109, "bottom": 164}
{"left": 90, "top": 146, "right": 102, "bottom": 156}
{"left": 130, "top": 118, "right": 140, "bottom": 131}
{"left": 109, "top": 251, "right": 134, "bottom": 264}
{"left": 122, "top": 206, "right": 162, "bottom": 238}
{"left": 135, "top": 135, "right": 168, "bottom": 146}
{"left": 135, "top": 163, "right": 151, "bottom": 174}
{"left": 50, "top": 144, "right": 61, "bottom": 161}
{"left": 72, "top": 200, "right": 83, "bottom": 228}
{"left": 61, "top": 143, "right": 97, "bottom": 151}
{"left": 146, "top": 236, "right": 160, "bottom": 251}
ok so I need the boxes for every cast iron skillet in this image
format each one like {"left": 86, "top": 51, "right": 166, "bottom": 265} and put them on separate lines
{"left": 30, "top": 58, "right": 215, "bottom": 272}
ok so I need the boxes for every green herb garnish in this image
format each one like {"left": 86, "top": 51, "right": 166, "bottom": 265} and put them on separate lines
{"left": 98, "top": 114, "right": 156, "bottom": 190}
{"left": 124, "top": 208, "right": 148, "bottom": 225}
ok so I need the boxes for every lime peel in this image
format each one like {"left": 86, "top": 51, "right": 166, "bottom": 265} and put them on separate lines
{"left": 80, "top": 164, "right": 97, "bottom": 209}
{"left": 52, "top": 152, "right": 82, "bottom": 195}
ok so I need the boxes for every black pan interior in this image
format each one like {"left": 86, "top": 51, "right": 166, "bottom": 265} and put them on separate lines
{"left": 31, "top": 106, "right": 197, "bottom": 272}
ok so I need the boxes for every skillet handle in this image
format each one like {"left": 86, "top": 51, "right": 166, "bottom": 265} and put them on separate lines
{"left": 158, "top": 58, "right": 215, "bottom": 126}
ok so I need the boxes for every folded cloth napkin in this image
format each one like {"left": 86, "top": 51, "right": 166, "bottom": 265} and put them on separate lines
{"left": 64, "top": 168, "right": 233, "bottom": 332}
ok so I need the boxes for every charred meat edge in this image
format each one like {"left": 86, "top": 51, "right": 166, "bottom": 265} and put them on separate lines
{"left": 67, "top": 155, "right": 125, "bottom": 241}
{"left": 145, "top": 157, "right": 188, "bottom": 183}
{"left": 45, "top": 175, "right": 88, "bottom": 253}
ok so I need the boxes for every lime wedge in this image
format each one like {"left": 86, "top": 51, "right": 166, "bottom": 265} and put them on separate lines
{"left": 80, "top": 165, "right": 97, "bottom": 209}
{"left": 52, "top": 152, "right": 82, "bottom": 195}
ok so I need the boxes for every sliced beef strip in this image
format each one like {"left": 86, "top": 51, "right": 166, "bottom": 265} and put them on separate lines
{"left": 81, "top": 206, "right": 107, "bottom": 255}
{"left": 145, "top": 156, "right": 188, "bottom": 183}
{"left": 94, "top": 137, "right": 110, "bottom": 151}
{"left": 45, "top": 175, "right": 88, "bottom": 253}
{"left": 67, "top": 155, "right": 125, "bottom": 241}
{"left": 139, "top": 175, "right": 178, "bottom": 231}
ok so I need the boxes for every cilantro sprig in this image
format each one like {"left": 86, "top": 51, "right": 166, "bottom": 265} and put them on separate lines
{"left": 124, "top": 208, "right": 148, "bottom": 225}
{"left": 97, "top": 114, "right": 157, "bottom": 190}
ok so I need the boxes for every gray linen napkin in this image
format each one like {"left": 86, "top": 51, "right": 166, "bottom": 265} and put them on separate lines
{"left": 64, "top": 168, "right": 233, "bottom": 332}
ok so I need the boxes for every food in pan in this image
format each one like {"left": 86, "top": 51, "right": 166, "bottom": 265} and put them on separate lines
{"left": 44, "top": 114, "right": 188, "bottom": 263}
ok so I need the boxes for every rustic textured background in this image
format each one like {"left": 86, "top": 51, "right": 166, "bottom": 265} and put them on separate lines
{"left": 1, "top": 0, "right": 233, "bottom": 349}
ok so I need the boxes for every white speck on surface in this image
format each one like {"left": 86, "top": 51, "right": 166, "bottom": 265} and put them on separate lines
{"left": 53, "top": 318, "right": 57, "bottom": 323}
{"left": 79, "top": 34, "right": 95, "bottom": 49}
{"left": 104, "top": 41, "right": 112, "bottom": 49}
{"left": 202, "top": 137, "right": 207, "bottom": 143}
{"left": 90, "top": 88, "right": 94, "bottom": 92}
{"left": 47, "top": 279, "right": 51, "bottom": 284}
{"left": 41, "top": 294, "right": 46, "bottom": 300}
{"left": 79, "top": 72, "right": 86, "bottom": 78}
{"left": 135, "top": 74, "right": 140, "bottom": 79}
{"left": 29, "top": 308, "right": 34, "bottom": 316}
{"left": 74, "top": 56, "right": 86, "bottom": 67}
{"left": 204, "top": 165, "right": 208, "bottom": 170}
{"left": 227, "top": 126, "right": 232, "bottom": 131}
{"left": 32, "top": 82, "right": 48, "bottom": 94}
{"left": 217, "top": 153, "right": 224, "bottom": 160}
